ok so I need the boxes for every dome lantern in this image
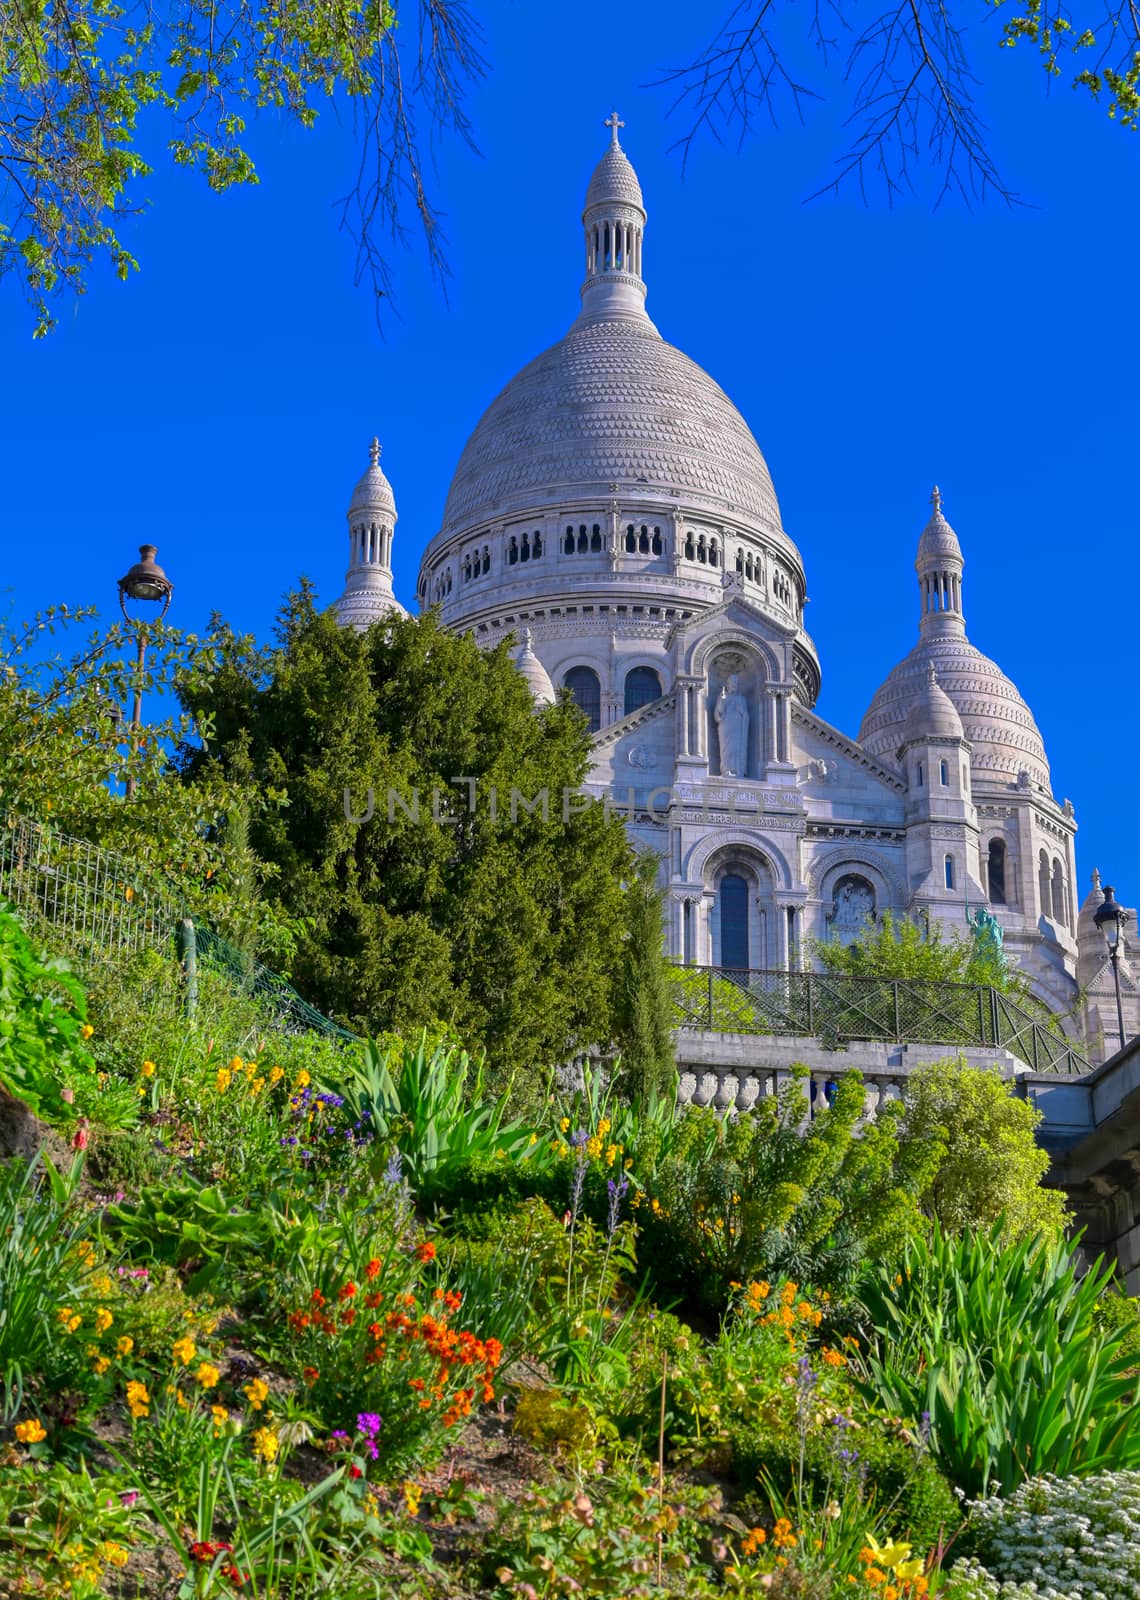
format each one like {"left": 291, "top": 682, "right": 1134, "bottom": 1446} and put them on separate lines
{"left": 335, "top": 437, "right": 407, "bottom": 630}
{"left": 578, "top": 113, "right": 650, "bottom": 327}
{"left": 916, "top": 485, "right": 965, "bottom": 641}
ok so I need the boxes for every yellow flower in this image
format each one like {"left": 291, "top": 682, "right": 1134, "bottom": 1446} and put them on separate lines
{"left": 244, "top": 1377, "right": 269, "bottom": 1410}
{"left": 15, "top": 1418, "right": 46, "bottom": 1444}
{"left": 559, "top": 1116, "right": 570, "bottom": 1133}
{"left": 93, "top": 1273, "right": 112, "bottom": 1296}
{"left": 116, "top": 1336, "right": 134, "bottom": 1357}
{"left": 605, "top": 1143, "right": 617, "bottom": 1166}
{"left": 195, "top": 1362, "right": 221, "bottom": 1389}
{"left": 597, "top": 1118, "right": 611, "bottom": 1137}
{"left": 79, "top": 1024, "right": 94, "bottom": 1040}
{"left": 92, "top": 1356, "right": 111, "bottom": 1376}
{"left": 141, "top": 1060, "right": 156, "bottom": 1077}
{"left": 249, "top": 1077, "right": 265, "bottom": 1095}
{"left": 211, "top": 1404, "right": 230, "bottom": 1430}
{"left": 215, "top": 1068, "right": 232, "bottom": 1094}
{"left": 94, "top": 1306, "right": 113, "bottom": 1334}
{"left": 863, "top": 1535, "right": 914, "bottom": 1572}
{"left": 269, "top": 1066, "right": 284, "bottom": 1084}
{"left": 229, "top": 1056, "right": 245, "bottom": 1073}
{"left": 252, "top": 1426, "right": 279, "bottom": 1462}
{"left": 295, "top": 1070, "right": 311, "bottom": 1089}
{"left": 125, "top": 1380, "right": 150, "bottom": 1419}
{"left": 171, "top": 1336, "right": 196, "bottom": 1367}
{"left": 99, "top": 1543, "right": 129, "bottom": 1569}
{"left": 403, "top": 1480, "right": 422, "bottom": 1516}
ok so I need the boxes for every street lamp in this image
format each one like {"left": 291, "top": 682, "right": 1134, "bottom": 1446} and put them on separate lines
{"left": 1093, "top": 883, "right": 1129, "bottom": 1055}
{"left": 117, "top": 545, "right": 173, "bottom": 799}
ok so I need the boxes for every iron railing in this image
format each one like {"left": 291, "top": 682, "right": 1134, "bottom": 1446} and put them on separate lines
{"left": 672, "top": 964, "right": 1089, "bottom": 1077}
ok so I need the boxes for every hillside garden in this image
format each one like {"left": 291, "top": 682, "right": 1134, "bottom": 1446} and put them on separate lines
{"left": 2, "top": 605, "right": 1139, "bottom": 1598}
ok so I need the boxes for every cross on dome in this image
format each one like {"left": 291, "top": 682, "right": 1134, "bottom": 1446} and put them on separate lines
{"left": 930, "top": 484, "right": 943, "bottom": 515}
{"left": 370, "top": 437, "right": 381, "bottom": 467}
{"left": 604, "top": 111, "right": 625, "bottom": 146}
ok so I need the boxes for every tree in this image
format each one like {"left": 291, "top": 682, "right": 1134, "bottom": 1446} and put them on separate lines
{"left": 178, "top": 595, "right": 635, "bottom": 1077}
{"left": 0, "top": 0, "right": 484, "bottom": 334}
{"left": 661, "top": 0, "right": 1140, "bottom": 206}
{"left": 897, "top": 1054, "right": 1069, "bottom": 1239}
{"left": 612, "top": 850, "right": 676, "bottom": 1108}
{"left": 813, "top": 909, "right": 1018, "bottom": 990}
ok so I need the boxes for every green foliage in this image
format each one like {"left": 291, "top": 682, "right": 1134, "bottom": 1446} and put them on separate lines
{"left": 0, "top": 1460, "right": 139, "bottom": 1597}
{"left": 180, "top": 601, "right": 634, "bottom": 1075}
{"left": 512, "top": 1387, "right": 603, "bottom": 1460}
{"left": 339, "top": 1037, "right": 551, "bottom": 1201}
{"left": 0, "top": 1153, "right": 94, "bottom": 1421}
{"left": 635, "top": 1069, "right": 938, "bottom": 1310}
{"left": 857, "top": 1223, "right": 1140, "bottom": 1498}
{"left": 815, "top": 910, "right": 1015, "bottom": 991}
{"left": 0, "top": 902, "right": 113, "bottom": 1126}
{"left": 612, "top": 852, "right": 676, "bottom": 1107}
{"left": 0, "top": 0, "right": 486, "bottom": 335}
{"left": 898, "top": 1056, "right": 1069, "bottom": 1240}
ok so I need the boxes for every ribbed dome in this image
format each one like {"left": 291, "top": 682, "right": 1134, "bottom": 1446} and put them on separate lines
{"left": 900, "top": 662, "right": 964, "bottom": 745}
{"left": 349, "top": 438, "right": 395, "bottom": 517}
{"left": 916, "top": 488, "right": 962, "bottom": 564}
{"left": 585, "top": 142, "right": 644, "bottom": 211}
{"left": 439, "top": 316, "right": 784, "bottom": 537}
{"left": 512, "top": 629, "right": 556, "bottom": 706}
{"left": 860, "top": 638, "right": 1050, "bottom": 789}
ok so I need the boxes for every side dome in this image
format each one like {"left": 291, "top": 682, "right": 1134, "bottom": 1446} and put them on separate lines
{"left": 900, "top": 662, "right": 964, "bottom": 746}
{"left": 859, "top": 490, "right": 1050, "bottom": 790}
{"left": 439, "top": 317, "right": 784, "bottom": 537}
{"left": 512, "top": 628, "right": 556, "bottom": 706}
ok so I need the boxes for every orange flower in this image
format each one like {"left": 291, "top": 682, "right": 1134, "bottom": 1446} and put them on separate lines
{"left": 365, "top": 1259, "right": 381, "bottom": 1279}
{"left": 415, "top": 1241, "right": 436, "bottom": 1263}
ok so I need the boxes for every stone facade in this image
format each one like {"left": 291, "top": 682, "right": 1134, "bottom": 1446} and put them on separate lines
{"left": 338, "top": 119, "right": 1100, "bottom": 1044}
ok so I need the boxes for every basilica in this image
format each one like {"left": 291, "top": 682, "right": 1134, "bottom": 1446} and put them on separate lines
{"left": 332, "top": 118, "right": 1135, "bottom": 1062}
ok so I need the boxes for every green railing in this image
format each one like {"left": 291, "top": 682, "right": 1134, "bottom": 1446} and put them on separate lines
{"left": 672, "top": 965, "right": 1089, "bottom": 1077}
{"left": 0, "top": 812, "right": 354, "bottom": 1043}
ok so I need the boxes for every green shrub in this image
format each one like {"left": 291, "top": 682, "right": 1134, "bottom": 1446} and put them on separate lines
{"left": 729, "top": 1422, "right": 960, "bottom": 1556}
{"left": 857, "top": 1223, "right": 1140, "bottom": 1498}
{"left": 898, "top": 1056, "right": 1069, "bottom": 1241}
{"left": 634, "top": 1069, "right": 936, "bottom": 1311}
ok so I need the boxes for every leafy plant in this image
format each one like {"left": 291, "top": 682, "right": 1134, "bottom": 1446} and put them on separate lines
{"left": 856, "top": 1223, "right": 1140, "bottom": 1498}
{"left": 338, "top": 1036, "right": 549, "bottom": 1200}
{"left": 898, "top": 1056, "right": 1069, "bottom": 1241}
{"left": 0, "top": 1152, "right": 94, "bottom": 1421}
{"left": 0, "top": 1459, "right": 139, "bottom": 1598}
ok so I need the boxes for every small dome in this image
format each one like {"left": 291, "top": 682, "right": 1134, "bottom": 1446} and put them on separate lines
{"left": 901, "top": 662, "right": 964, "bottom": 746}
{"left": 916, "top": 487, "right": 963, "bottom": 566}
{"left": 585, "top": 122, "right": 644, "bottom": 212}
{"left": 512, "top": 629, "right": 555, "bottom": 706}
{"left": 349, "top": 437, "right": 395, "bottom": 518}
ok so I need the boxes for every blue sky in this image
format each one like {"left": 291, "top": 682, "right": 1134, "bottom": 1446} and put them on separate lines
{"left": 2, "top": 1, "right": 1137, "bottom": 911}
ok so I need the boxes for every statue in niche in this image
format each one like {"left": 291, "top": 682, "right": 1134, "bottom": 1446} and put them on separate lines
{"left": 832, "top": 876, "right": 875, "bottom": 937}
{"left": 714, "top": 674, "right": 749, "bottom": 777}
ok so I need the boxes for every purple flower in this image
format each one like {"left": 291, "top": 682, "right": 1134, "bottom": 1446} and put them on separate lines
{"left": 568, "top": 1129, "right": 589, "bottom": 1224}
{"left": 356, "top": 1412, "right": 382, "bottom": 1461}
{"left": 606, "top": 1175, "right": 629, "bottom": 1236}
{"left": 383, "top": 1150, "right": 404, "bottom": 1187}
{"left": 119, "top": 1490, "right": 139, "bottom": 1509}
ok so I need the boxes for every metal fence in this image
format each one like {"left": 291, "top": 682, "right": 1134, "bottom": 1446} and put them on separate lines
{"left": 0, "top": 811, "right": 354, "bottom": 1043}
{"left": 673, "top": 964, "right": 1090, "bottom": 1077}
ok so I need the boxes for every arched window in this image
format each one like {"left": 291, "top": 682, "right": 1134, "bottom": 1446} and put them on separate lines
{"left": 939, "top": 759, "right": 949, "bottom": 786}
{"left": 590, "top": 524, "right": 602, "bottom": 552}
{"left": 684, "top": 532, "right": 695, "bottom": 560}
{"left": 719, "top": 874, "right": 749, "bottom": 970}
{"left": 651, "top": 527, "right": 663, "bottom": 555}
{"left": 1038, "top": 849, "right": 1051, "bottom": 915}
{"left": 564, "top": 526, "right": 575, "bottom": 555}
{"left": 735, "top": 549, "right": 744, "bottom": 574}
{"left": 507, "top": 536, "right": 518, "bottom": 566}
{"left": 1051, "top": 859, "right": 1065, "bottom": 923}
{"left": 625, "top": 525, "right": 636, "bottom": 552}
{"left": 577, "top": 525, "right": 588, "bottom": 553}
{"left": 639, "top": 524, "right": 650, "bottom": 553}
{"left": 482, "top": 546, "right": 491, "bottom": 574}
{"left": 944, "top": 855, "right": 955, "bottom": 890}
{"left": 532, "top": 530, "right": 543, "bottom": 558}
{"left": 563, "top": 666, "right": 601, "bottom": 734}
{"left": 987, "top": 839, "right": 1007, "bottom": 905}
{"left": 624, "top": 666, "right": 661, "bottom": 717}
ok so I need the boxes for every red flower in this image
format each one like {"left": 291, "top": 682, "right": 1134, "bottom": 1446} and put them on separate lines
{"left": 302, "top": 1366, "right": 319, "bottom": 1385}
{"left": 349, "top": 1464, "right": 363, "bottom": 1479}
{"left": 365, "top": 1258, "right": 381, "bottom": 1279}
{"left": 338, "top": 1282, "right": 357, "bottom": 1301}
{"left": 71, "top": 1122, "right": 89, "bottom": 1151}
{"left": 415, "top": 1241, "right": 436, "bottom": 1263}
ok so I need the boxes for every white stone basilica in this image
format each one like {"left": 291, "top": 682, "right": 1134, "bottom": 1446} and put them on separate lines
{"left": 334, "top": 118, "right": 1137, "bottom": 1057}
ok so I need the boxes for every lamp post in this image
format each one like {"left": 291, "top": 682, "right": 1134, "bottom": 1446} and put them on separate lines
{"left": 117, "top": 545, "right": 173, "bottom": 799}
{"left": 1093, "top": 883, "right": 1130, "bottom": 1055}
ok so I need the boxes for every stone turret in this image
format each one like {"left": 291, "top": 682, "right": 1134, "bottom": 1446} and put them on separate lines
{"left": 336, "top": 438, "right": 407, "bottom": 630}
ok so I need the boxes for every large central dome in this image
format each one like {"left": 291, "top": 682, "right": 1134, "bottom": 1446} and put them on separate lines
{"left": 439, "top": 315, "right": 784, "bottom": 537}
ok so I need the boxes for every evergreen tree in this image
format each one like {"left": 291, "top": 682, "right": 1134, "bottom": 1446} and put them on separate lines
{"left": 180, "top": 595, "right": 633, "bottom": 1079}
{"left": 613, "top": 851, "right": 676, "bottom": 1108}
